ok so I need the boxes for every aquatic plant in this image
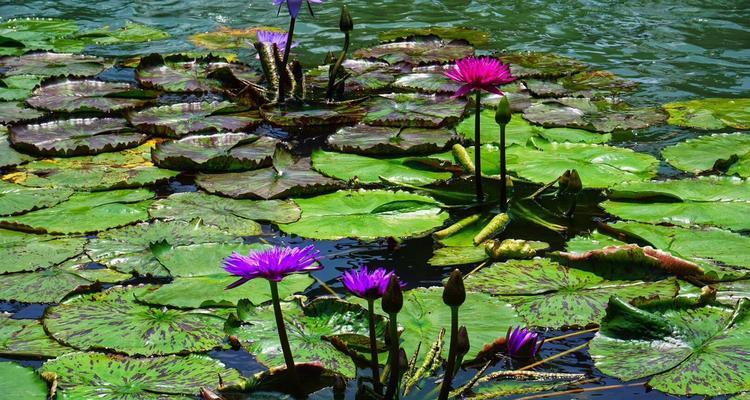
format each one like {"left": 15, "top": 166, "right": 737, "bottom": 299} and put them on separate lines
{"left": 256, "top": 30, "right": 297, "bottom": 56}
{"left": 495, "top": 96, "right": 511, "bottom": 209}
{"left": 326, "top": 5, "right": 354, "bottom": 100}
{"left": 382, "top": 275, "right": 404, "bottom": 398}
{"left": 273, "top": 0, "right": 324, "bottom": 101}
{"left": 506, "top": 326, "right": 544, "bottom": 360}
{"left": 438, "top": 269, "right": 466, "bottom": 400}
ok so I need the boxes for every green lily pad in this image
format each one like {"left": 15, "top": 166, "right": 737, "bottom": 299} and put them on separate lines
{"left": 603, "top": 176, "right": 750, "bottom": 231}
{"left": 661, "top": 133, "right": 750, "bottom": 177}
{"left": 0, "top": 18, "right": 81, "bottom": 55}
{"left": 279, "top": 189, "right": 449, "bottom": 240}
{"left": 0, "top": 75, "right": 43, "bottom": 101}
{"left": 0, "top": 180, "right": 73, "bottom": 216}
{"left": 428, "top": 245, "right": 490, "bottom": 266}
{"left": 26, "top": 79, "right": 153, "bottom": 113}
{"left": 0, "top": 189, "right": 154, "bottom": 234}
{"left": 41, "top": 352, "right": 244, "bottom": 399}
{"left": 73, "top": 21, "right": 170, "bottom": 45}
{"left": 44, "top": 286, "right": 228, "bottom": 356}
{"left": 363, "top": 93, "right": 467, "bottom": 128}
{"left": 0, "top": 52, "right": 110, "bottom": 77}
{"left": 0, "top": 314, "right": 71, "bottom": 358}
{"left": 327, "top": 124, "right": 458, "bottom": 155}
{"left": 152, "top": 133, "right": 279, "bottom": 172}
{"left": 0, "top": 228, "right": 86, "bottom": 274}
{"left": 524, "top": 70, "right": 637, "bottom": 99}
{"left": 196, "top": 147, "right": 342, "bottom": 200}
{"left": 0, "top": 362, "right": 48, "bottom": 400}
{"left": 353, "top": 40, "right": 474, "bottom": 66}
{"left": 565, "top": 230, "right": 628, "bottom": 253}
{"left": 429, "top": 240, "right": 549, "bottom": 266}
{"left": 259, "top": 102, "right": 366, "bottom": 130}
{"left": 523, "top": 98, "right": 667, "bottom": 133}
{"left": 155, "top": 242, "right": 267, "bottom": 277}
{"left": 378, "top": 26, "right": 490, "bottom": 47}
{"left": 9, "top": 117, "right": 147, "bottom": 156}
{"left": 6, "top": 142, "right": 178, "bottom": 190}
{"left": 458, "top": 112, "right": 611, "bottom": 145}
{"left": 128, "top": 101, "right": 261, "bottom": 138}
{"left": 392, "top": 73, "right": 461, "bottom": 94}
{"left": 306, "top": 60, "right": 397, "bottom": 97}
{"left": 189, "top": 26, "right": 284, "bottom": 50}
{"left": 464, "top": 258, "right": 679, "bottom": 328}
{"left": 0, "top": 127, "right": 34, "bottom": 168}
{"left": 498, "top": 52, "right": 588, "bottom": 79}
{"left": 0, "top": 101, "right": 45, "bottom": 123}
{"left": 135, "top": 53, "right": 256, "bottom": 92}
{"left": 713, "top": 280, "right": 750, "bottom": 307}
{"left": 149, "top": 192, "right": 301, "bottom": 236}
{"left": 663, "top": 98, "right": 750, "bottom": 130}
{"left": 590, "top": 297, "right": 750, "bottom": 396}
{"left": 312, "top": 149, "right": 452, "bottom": 185}
{"left": 86, "top": 220, "right": 239, "bottom": 277}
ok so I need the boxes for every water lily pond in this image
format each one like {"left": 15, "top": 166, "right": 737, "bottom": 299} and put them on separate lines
{"left": 0, "top": 1, "right": 749, "bottom": 399}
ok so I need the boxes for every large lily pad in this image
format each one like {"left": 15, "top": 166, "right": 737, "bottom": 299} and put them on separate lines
{"left": 189, "top": 26, "right": 284, "bottom": 50}
{"left": 0, "top": 362, "right": 48, "bottom": 400}
{"left": 663, "top": 98, "right": 750, "bottom": 130}
{"left": 10, "top": 117, "right": 147, "bottom": 156}
{"left": 603, "top": 176, "right": 750, "bottom": 231}
{"left": 661, "top": 133, "right": 750, "bottom": 177}
{"left": 392, "top": 73, "right": 461, "bottom": 94}
{"left": 0, "top": 101, "right": 45, "bottom": 123}
{"left": 464, "top": 258, "right": 678, "bottom": 328}
{"left": 353, "top": 40, "right": 474, "bottom": 66}
{"left": 152, "top": 133, "right": 279, "bottom": 172}
{"left": 0, "top": 180, "right": 73, "bottom": 216}
{"left": 524, "top": 70, "right": 637, "bottom": 99}
{"left": 155, "top": 242, "right": 266, "bottom": 278}
{"left": 363, "top": 93, "right": 467, "bottom": 128}
{"left": 136, "top": 53, "right": 257, "bottom": 92}
{"left": 5, "top": 142, "right": 178, "bottom": 190}
{"left": 0, "top": 228, "right": 86, "bottom": 274}
{"left": 306, "top": 60, "right": 398, "bottom": 96}
{"left": 128, "top": 101, "right": 261, "bottom": 138}
{"left": 260, "top": 102, "right": 366, "bottom": 130}
{"left": 0, "top": 127, "right": 33, "bottom": 167}
{"left": 0, "top": 314, "right": 71, "bottom": 358}
{"left": 378, "top": 26, "right": 490, "bottom": 46}
{"left": 149, "top": 192, "right": 300, "bottom": 236}
{"left": 0, "top": 52, "right": 110, "bottom": 77}
{"left": 41, "top": 352, "right": 244, "bottom": 399}
{"left": 590, "top": 297, "right": 750, "bottom": 396}
{"left": 0, "top": 18, "right": 81, "bottom": 55}
{"left": 72, "top": 21, "right": 170, "bottom": 45}
{"left": 196, "top": 147, "right": 342, "bottom": 200}
{"left": 0, "top": 75, "right": 44, "bottom": 101}
{"left": 498, "top": 52, "right": 588, "bottom": 79}
{"left": 312, "top": 149, "right": 452, "bottom": 185}
{"left": 26, "top": 79, "right": 153, "bottom": 113}
{"left": 327, "top": 124, "right": 459, "bottom": 155}
{"left": 458, "top": 112, "right": 611, "bottom": 145}
{"left": 44, "top": 286, "right": 228, "bottom": 356}
{"left": 523, "top": 98, "right": 667, "bottom": 133}
{"left": 279, "top": 189, "right": 449, "bottom": 240}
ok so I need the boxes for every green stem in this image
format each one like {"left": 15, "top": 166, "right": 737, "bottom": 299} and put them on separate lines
{"left": 499, "top": 122, "right": 507, "bottom": 211}
{"left": 384, "top": 312, "right": 400, "bottom": 399}
{"left": 270, "top": 281, "right": 301, "bottom": 394}
{"left": 438, "top": 306, "right": 459, "bottom": 400}
{"left": 367, "top": 299, "right": 382, "bottom": 394}
{"left": 326, "top": 31, "right": 350, "bottom": 100}
{"left": 474, "top": 91, "right": 484, "bottom": 202}
{"left": 279, "top": 17, "right": 296, "bottom": 102}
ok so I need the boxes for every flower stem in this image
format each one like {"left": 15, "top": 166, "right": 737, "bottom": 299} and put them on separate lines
{"left": 474, "top": 91, "right": 484, "bottom": 202}
{"left": 384, "top": 312, "right": 400, "bottom": 399}
{"left": 279, "top": 17, "right": 296, "bottom": 103}
{"left": 367, "top": 299, "right": 382, "bottom": 394}
{"left": 499, "top": 122, "right": 507, "bottom": 210}
{"left": 326, "top": 31, "right": 350, "bottom": 100}
{"left": 438, "top": 306, "right": 459, "bottom": 400}
{"left": 515, "top": 341, "right": 590, "bottom": 372}
{"left": 269, "top": 280, "right": 302, "bottom": 394}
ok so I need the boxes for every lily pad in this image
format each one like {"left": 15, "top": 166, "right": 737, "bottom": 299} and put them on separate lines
{"left": 0, "top": 75, "right": 43, "bottom": 101}
{"left": 0, "top": 314, "right": 71, "bottom": 358}
{"left": 26, "top": 79, "right": 153, "bottom": 113}
{"left": 155, "top": 242, "right": 266, "bottom": 278}
{"left": 589, "top": 297, "right": 750, "bottom": 396}
{"left": 663, "top": 98, "right": 750, "bottom": 130}
{"left": 661, "top": 133, "right": 750, "bottom": 177}
{"left": 136, "top": 53, "right": 257, "bottom": 92}
{"left": 0, "top": 52, "right": 110, "bottom": 77}
{"left": 353, "top": 40, "right": 474, "bottom": 66}
{"left": 152, "top": 133, "right": 279, "bottom": 172}
{"left": 259, "top": 102, "right": 366, "bottom": 130}
{"left": 196, "top": 147, "right": 342, "bottom": 200}
{"left": 149, "top": 192, "right": 301, "bottom": 236}
{"left": 189, "top": 26, "right": 284, "bottom": 50}
{"left": 0, "top": 127, "right": 34, "bottom": 168}
{"left": 312, "top": 149, "right": 452, "bottom": 185}
{"left": 0, "top": 180, "right": 73, "bottom": 216}
{"left": 603, "top": 176, "right": 750, "bottom": 231}
{"left": 5, "top": 142, "right": 178, "bottom": 190}
{"left": 392, "top": 73, "right": 461, "bottom": 94}
{"left": 497, "top": 52, "right": 588, "bottom": 79}
{"left": 464, "top": 258, "right": 679, "bottom": 328}
{"left": 378, "top": 26, "right": 490, "bottom": 47}
{"left": 128, "top": 101, "right": 261, "bottom": 138}
{"left": 0, "top": 362, "right": 48, "bottom": 400}
{"left": 363, "top": 93, "right": 467, "bottom": 128}
{"left": 44, "top": 286, "right": 228, "bottom": 356}
{"left": 10, "top": 117, "right": 147, "bottom": 156}
{"left": 0, "top": 101, "right": 45, "bottom": 123}
{"left": 306, "top": 60, "right": 397, "bottom": 96}
{"left": 327, "top": 124, "right": 458, "bottom": 155}
{"left": 713, "top": 280, "right": 750, "bottom": 307}
{"left": 41, "top": 352, "right": 244, "bottom": 399}
{"left": 73, "top": 21, "right": 170, "bottom": 45}
{"left": 0, "top": 18, "right": 81, "bottom": 55}
{"left": 0, "top": 228, "right": 86, "bottom": 274}
{"left": 523, "top": 98, "right": 667, "bottom": 133}
{"left": 279, "top": 189, "right": 449, "bottom": 240}
{"left": 524, "top": 70, "right": 637, "bottom": 99}
{"left": 0, "top": 188, "right": 153, "bottom": 234}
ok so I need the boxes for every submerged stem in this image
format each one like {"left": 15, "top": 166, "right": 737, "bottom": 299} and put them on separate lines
{"left": 499, "top": 122, "right": 507, "bottom": 210}
{"left": 385, "top": 312, "right": 400, "bottom": 399}
{"left": 474, "top": 91, "right": 484, "bottom": 201}
{"left": 279, "top": 17, "right": 296, "bottom": 102}
{"left": 367, "top": 299, "right": 382, "bottom": 394}
{"left": 438, "top": 306, "right": 459, "bottom": 400}
{"left": 269, "top": 280, "right": 302, "bottom": 394}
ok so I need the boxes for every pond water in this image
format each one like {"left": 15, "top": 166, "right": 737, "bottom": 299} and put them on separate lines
{"left": 0, "top": 0, "right": 749, "bottom": 399}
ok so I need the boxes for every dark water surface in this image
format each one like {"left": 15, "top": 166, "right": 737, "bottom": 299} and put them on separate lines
{"left": 1, "top": 1, "right": 749, "bottom": 399}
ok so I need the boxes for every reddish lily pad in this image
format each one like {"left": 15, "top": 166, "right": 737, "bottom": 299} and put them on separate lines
{"left": 189, "top": 26, "right": 285, "bottom": 50}
{"left": 0, "top": 101, "right": 45, "bottom": 124}
{"left": 327, "top": 124, "right": 458, "bottom": 155}
{"left": 0, "top": 52, "right": 110, "bottom": 77}
{"left": 353, "top": 40, "right": 474, "bottom": 66}
{"left": 524, "top": 70, "right": 638, "bottom": 99}
{"left": 152, "top": 133, "right": 279, "bottom": 172}
{"left": 128, "top": 101, "right": 262, "bottom": 138}
{"left": 497, "top": 52, "right": 588, "bottom": 79}
{"left": 306, "top": 60, "right": 398, "bottom": 97}
{"left": 26, "top": 79, "right": 154, "bottom": 113}
{"left": 135, "top": 53, "right": 258, "bottom": 92}
{"left": 523, "top": 98, "right": 667, "bottom": 133}
{"left": 392, "top": 73, "right": 461, "bottom": 94}
{"left": 259, "top": 102, "right": 366, "bottom": 130}
{"left": 363, "top": 93, "right": 467, "bottom": 128}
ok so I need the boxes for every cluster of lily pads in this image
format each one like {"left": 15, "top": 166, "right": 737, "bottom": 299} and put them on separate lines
{"left": 0, "top": 6, "right": 749, "bottom": 400}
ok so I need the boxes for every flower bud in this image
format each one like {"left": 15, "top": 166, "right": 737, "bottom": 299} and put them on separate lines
{"left": 398, "top": 347, "right": 408, "bottom": 371}
{"left": 456, "top": 326, "right": 470, "bottom": 357}
{"left": 495, "top": 96, "right": 512, "bottom": 125}
{"left": 443, "top": 269, "right": 466, "bottom": 307}
{"left": 568, "top": 169, "right": 582, "bottom": 194}
{"left": 339, "top": 6, "right": 353, "bottom": 33}
{"left": 557, "top": 170, "right": 571, "bottom": 192}
{"left": 382, "top": 275, "right": 403, "bottom": 314}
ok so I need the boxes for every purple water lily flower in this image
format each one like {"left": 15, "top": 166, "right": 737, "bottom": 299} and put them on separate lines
{"left": 505, "top": 326, "right": 544, "bottom": 359}
{"left": 223, "top": 245, "right": 321, "bottom": 289}
{"left": 444, "top": 56, "right": 516, "bottom": 98}
{"left": 273, "top": 0, "right": 323, "bottom": 18}
{"left": 342, "top": 266, "right": 404, "bottom": 299}
{"left": 256, "top": 30, "right": 298, "bottom": 54}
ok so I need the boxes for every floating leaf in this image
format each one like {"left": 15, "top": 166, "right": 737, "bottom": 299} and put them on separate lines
{"left": 0, "top": 229, "right": 86, "bottom": 274}
{"left": 354, "top": 40, "right": 474, "bottom": 66}
{"left": 26, "top": 79, "right": 153, "bottom": 113}
{"left": 312, "top": 150, "right": 452, "bottom": 185}
{"left": 0, "top": 189, "right": 153, "bottom": 234}
{"left": 327, "top": 124, "right": 458, "bottom": 155}
{"left": 155, "top": 242, "right": 267, "bottom": 278}
{"left": 73, "top": 21, "right": 170, "bottom": 45}
{"left": 306, "top": 60, "right": 397, "bottom": 96}
{"left": 149, "top": 192, "right": 300, "bottom": 236}
{"left": 0, "top": 127, "right": 33, "bottom": 168}
{"left": 565, "top": 230, "right": 625, "bottom": 253}
{"left": 378, "top": 26, "right": 490, "bottom": 47}
{"left": 589, "top": 297, "right": 750, "bottom": 396}
{"left": 498, "top": 52, "right": 588, "bottom": 79}
{"left": 152, "top": 133, "right": 279, "bottom": 172}
{"left": 10, "top": 117, "right": 147, "bottom": 156}
{"left": 0, "top": 314, "right": 71, "bottom": 358}
{"left": 428, "top": 245, "right": 489, "bottom": 266}
{"left": 0, "top": 181, "right": 73, "bottom": 216}
{"left": 524, "top": 70, "right": 637, "bottom": 99}
{"left": 136, "top": 53, "right": 257, "bottom": 92}
{"left": 279, "top": 189, "right": 448, "bottom": 240}
{"left": 0, "top": 52, "right": 110, "bottom": 77}
{"left": 44, "top": 286, "right": 228, "bottom": 356}
{"left": 0, "top": 362, "right": 48, "bottom": 400}
{"left": 523, "top": 98, "right": 667, "bottom": 133}
{"left": 713, "top": 280, "right": 750, "bottom": 307}
{"left": 41, "top": 352, "right": 244, "bottom": 399}
{"left": 392, "top": 73, "right": 461, "bottom": 94}
{"left": 128, "top": 101, "right": 261, "bottom": 138}
{"left": 363, "top": 93, "right": 467, "bottom": 128}
{"left": 190, "top": 26, "right": 284, "bottom": 50}
{"left": 661, "top": 133, "right": 750, "bottom": 178}
{"left": 0, "top": 101, "right": 45, "bottom": 123}
{"left": 0, "top": 18, "right": 81, "bottom": 55}
{"left": 0, "top": 75, "right": 43, "bottom": 101}
{"left": 663, "top": 98, "right": 750, "bottom": 130}
{"left": 260, "top": 102, "right": 366, "bottom": 130}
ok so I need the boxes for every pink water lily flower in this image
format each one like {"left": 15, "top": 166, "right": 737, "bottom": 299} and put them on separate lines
{"left": 223, "top": 245, "right": 321, "bottom": 288}
{"left": 444, "top": 56, "right": 516, "bottom": 98}
{"left": 273, "top": 0, "right": 323, "bottom": 18}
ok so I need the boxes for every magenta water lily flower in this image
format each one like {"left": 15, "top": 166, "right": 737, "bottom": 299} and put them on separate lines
{"left": 505, "top": 326, "right": 544, "bottom": 359}
{"left": 342, "top": 266, "right": 404, "bottom": 299}
{"left": 256, "top": 30, "right": 298, "bottom": 53}
{"left": 223, "top": 245, "right": 321, "bottom": 288}
{"left": 273, "top": 0, "right": 323, "bottom": 18}
{"left": 444, "top": 56, "right": 516, "bottom": 98}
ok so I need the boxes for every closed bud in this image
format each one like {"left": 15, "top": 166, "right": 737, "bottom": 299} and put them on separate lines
{"left": 558, "top": 170, "right": 571, "bottom": 191}
{"left": 495, "top": 96, "right": 512, "bottom": 125}
{"left": 399, "top": 348, "right": 408, "bottom": 371}
{"left": 324, "top": 51, "right": 337, "bottom": 64}
{"left": 456, "top": 326, "right": 470, "bottom": 356}
{"left": 443, "top": 269, "right": 466, "bottom": 307}
{"left": 568, "top": 169, "right": 582, "bottom": 194}
{"left": 382, "top": 275, "right": 403, "bottom": 314}
{"left": 339, "top": 6, "right": 353, "bottom": 33}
